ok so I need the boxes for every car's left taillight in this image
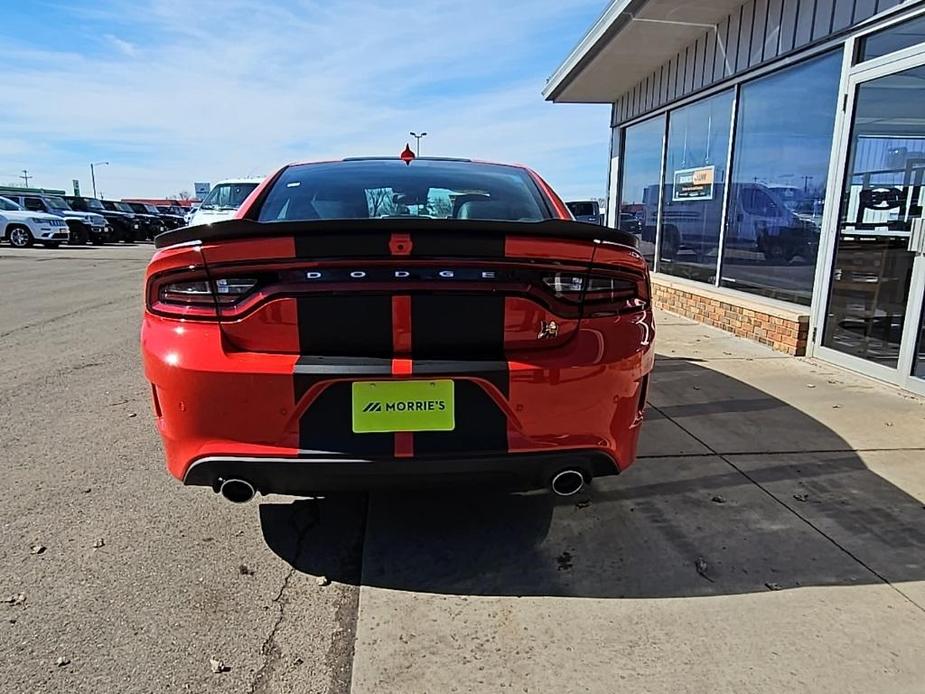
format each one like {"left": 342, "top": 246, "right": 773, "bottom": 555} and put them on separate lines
{"left": 147, "top": 272, "right": 259, "bottom": 318}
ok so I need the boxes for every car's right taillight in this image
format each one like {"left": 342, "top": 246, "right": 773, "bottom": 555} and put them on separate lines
{"left": 541, "top": 270, "right": 648, "bottom": 316}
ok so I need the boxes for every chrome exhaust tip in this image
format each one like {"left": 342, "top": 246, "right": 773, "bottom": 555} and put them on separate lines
{"left": 551, "top": 469, "right": 585, "bottom": 497}
{"left": 218, "top": 478, "right": 256, "bottom": 504}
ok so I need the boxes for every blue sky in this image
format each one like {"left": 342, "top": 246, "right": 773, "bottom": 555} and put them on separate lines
{"left": 0, "top": 0, "right": 610, "bottom": 200}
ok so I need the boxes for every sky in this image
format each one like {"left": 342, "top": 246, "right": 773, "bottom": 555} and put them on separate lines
{"left": 0, "top": 0, "right": 611, "bottom": 200}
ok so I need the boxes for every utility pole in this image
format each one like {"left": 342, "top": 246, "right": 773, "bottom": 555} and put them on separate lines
{"left": 90, "top": 161, "right": 109, "bottom": 198}
{"left": 20, "top": 170, "right": 31, "bottom": 187}
{"left": 410, "top": 131, "right": 428, "bottom": 157}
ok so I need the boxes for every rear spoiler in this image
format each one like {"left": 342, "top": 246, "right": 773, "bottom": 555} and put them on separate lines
{"left": 153, "top": 218, "right": 639, "bottom": 250}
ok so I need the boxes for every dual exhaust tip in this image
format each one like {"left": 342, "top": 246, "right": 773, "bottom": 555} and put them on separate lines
{"left": 550, "top": 469, "right": 585, "bottom": 497}
{"left": 217, "top": 469, "right": 585, "bottom": 503}
{"left": 218, "top": 478, "right": 256, "bottom": 504}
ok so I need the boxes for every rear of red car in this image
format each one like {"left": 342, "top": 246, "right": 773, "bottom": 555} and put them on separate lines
{"left": 141, "top": 158, "right": 654, "bottom": 500}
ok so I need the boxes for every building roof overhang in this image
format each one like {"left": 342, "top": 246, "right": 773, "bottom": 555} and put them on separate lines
{"left": 544, "top": 0, "right": 747, "bottom": 103}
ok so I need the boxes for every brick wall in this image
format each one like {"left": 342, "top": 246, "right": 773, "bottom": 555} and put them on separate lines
{"left": 651, "top": 278, "right": 810, "bottom": 355}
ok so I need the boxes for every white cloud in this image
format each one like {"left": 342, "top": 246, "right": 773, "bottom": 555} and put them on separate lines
{"left": 0, "top": 0, "right": 610, "bottom": 199}
{"left": 104, "top": 33, "right": 137, "bottom": 57}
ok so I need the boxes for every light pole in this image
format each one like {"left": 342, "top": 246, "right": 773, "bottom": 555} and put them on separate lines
{"left": 90, "top": 161, "right": 109, "bottom": 198}
{"left": 409, "top": 131, "right": 427, "bottom": 157}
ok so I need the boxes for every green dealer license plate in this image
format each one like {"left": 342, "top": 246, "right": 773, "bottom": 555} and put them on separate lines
{"left": 352, "top": 380, "right": 455, "bottom": 433}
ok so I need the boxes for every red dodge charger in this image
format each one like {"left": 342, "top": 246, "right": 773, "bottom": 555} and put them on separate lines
{"left": 141, "top": 156, "right": 654, "bottom": 502}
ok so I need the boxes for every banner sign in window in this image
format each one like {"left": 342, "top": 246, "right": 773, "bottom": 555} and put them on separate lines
{"left": 673, "top": 166, "right": 715, "bottom": 201}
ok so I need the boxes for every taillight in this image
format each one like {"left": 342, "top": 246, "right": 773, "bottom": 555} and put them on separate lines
{"left": 541, "top": 271, "right": 647, "bottom": 316}
{"left": 148, "top": 273, "right": 259, "bottom": 318}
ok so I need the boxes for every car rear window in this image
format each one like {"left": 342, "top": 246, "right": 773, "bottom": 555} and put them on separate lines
{"left": 257, "top": 160, "right": 550, "bottom": 223}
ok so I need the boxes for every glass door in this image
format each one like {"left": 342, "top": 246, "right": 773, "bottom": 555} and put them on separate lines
{"left": 816, "top": 48, "right": 925, "bottom": 395}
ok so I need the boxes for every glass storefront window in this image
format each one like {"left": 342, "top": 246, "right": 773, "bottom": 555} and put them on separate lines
{"left": 857, "top": 13, "right": 925, "bottom": 63}
{"left": 618, "top": 115, "right": 665, "bottom": 266}
{"left": 659, "top": 90, "right": 734, "bottom": 283}
{"left": 720, "top": 51, "right": 842, "bottom": 305}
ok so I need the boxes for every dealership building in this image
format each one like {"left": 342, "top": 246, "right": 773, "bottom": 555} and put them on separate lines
{"left": 546, "top": 0, "right": 925, "bottom": 394}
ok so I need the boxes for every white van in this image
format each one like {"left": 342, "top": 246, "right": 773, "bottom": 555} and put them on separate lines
{"left": 188, "top": 178, "right": 263, "bottom": 226}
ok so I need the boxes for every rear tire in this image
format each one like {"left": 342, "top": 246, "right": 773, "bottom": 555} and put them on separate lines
{"left": 8, "top": 225, "right": 33, "bottom": 248}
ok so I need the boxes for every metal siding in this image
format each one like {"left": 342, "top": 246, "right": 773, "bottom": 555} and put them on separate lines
{"left": 714, "top": 17, "right": 731, "bottom": 79}
{"left": 611, "top": 0, "right": 889, "bottom": 125}
{"left": 673, "top": 50, "right": 683, "bottom": 99}
{"left": 703, "top": 30, "right": 717, "bottom": 85}
{"left": 660, "top": 63, "right": 669, "bottom": 105}
{"left": 853, "top": 0, "right": 877, "bottom": 22}
{"left": 692, "top": 35, "right": 704, "bottom": 90}
{"left": 653, "top": 66, "right": 662, "bottom": 108}
{"left": 795, "top": 0, "right": 818, "bottom": 47}
{"left": 813, "top": 0, "right": 836, "bottom": 38}
{"left": 738, "top": 0, "right": 756, "bottom": 71}
{"left": 831, "top": 0, "right": 855, "bottom": 30}
{"left": 726, "top": 6, "right": 742, "bottom": 75}
{"left": 780, "top": 0, "right": 800, "bottom": 52}
{"left": 751, "top": 0, "right": 770, "bottom": 65}
{"left": 875, "top": 0, "right": 901, "bottom": 11}
{"left": 765, "top": 0, "right": 785, "bottom": 59}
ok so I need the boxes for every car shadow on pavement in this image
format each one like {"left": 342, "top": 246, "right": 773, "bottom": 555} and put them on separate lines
{"left": 260, "top": 357, "right": 925, "bottom": 599}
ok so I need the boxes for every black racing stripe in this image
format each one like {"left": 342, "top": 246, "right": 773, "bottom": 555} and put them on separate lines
{"left": 410, "top": 232, "right": 505, "bottom": 257}
{"left": 296, "top": 295, "right": 392, "bottom": 358}
{"left": 411, "top": 294, "right": 506, "bottom": 359}
{"left": 293, "top": 356, "right": 391, "bottom": 402}
{"left": 412, "top": 360, "right": 509, "bottom": 398}
{"left": 413, "top": 380, "right": 508, "bottom": 455}
{"left": 411, "top": 294, "right": 509, "bottom": 454}
{"left": 298, "top": 383, "right": 392, "bottom": 456}
{"left": 294, "top": 232, "right": 390, "bottom": 258}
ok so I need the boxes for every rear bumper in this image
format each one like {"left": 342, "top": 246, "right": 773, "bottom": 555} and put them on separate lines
{"left": 184, "top": 450, "right": 619, "bottom": 496}
{"left": 142, "top": 310, "right": 654, "bottom": 485}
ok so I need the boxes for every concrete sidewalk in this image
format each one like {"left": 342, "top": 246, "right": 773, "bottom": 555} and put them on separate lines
{"left": 349, "top": 310, "right": 925, "bottom": 693}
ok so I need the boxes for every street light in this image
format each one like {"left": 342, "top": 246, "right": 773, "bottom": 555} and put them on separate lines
{"left": 409, "top": 132, "right": 427, "bottom": 157}
{"left": 90, "top": 161, "right": 109, "bottom": 198}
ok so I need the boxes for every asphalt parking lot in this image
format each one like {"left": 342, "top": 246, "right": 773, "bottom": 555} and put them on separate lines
{"left": 2, "top": 244, "right": 924, "bottom": 693}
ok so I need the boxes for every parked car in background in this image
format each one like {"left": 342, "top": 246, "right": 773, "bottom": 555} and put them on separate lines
{"left": 65, "top": 196, "right": 138, "bottom": 243}
{"left": 188, "top": 178, "right": 262, "bottom": 226}
{"left": 618, "top": 212, "right": 643, "bottom": 236}
{"left": 100, "top": 200, "right": 144, "bottom": 242}
{"left": 565, "top": 200, "right": 603, "bottom": 224}
{"left": 124, "top": 202, "right": 167, "bottom": 240}
{"left": 0, "top": 195, "right": 70, "bottom": 247}
{"left": 2, "top": 192, "right": 109, "bottom": 245}
{"left": 155, "top": 205, "right": 188, "bottom": 230}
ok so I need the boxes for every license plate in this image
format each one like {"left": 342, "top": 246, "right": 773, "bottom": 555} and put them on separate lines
{"left": 352, "top": 380, "right": 455, "bottom": 433}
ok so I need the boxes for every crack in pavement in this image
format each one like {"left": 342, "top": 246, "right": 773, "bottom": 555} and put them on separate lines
{"left": 249, "top": 501, "right": 321, "bottom": 694}
{"left": 0, "top": 296, "right": 133, "bottom": 340}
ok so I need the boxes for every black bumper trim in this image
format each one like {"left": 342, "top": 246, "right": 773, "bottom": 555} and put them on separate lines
{"left": 183, "top": 450, "right": 619, "bottom": 496}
